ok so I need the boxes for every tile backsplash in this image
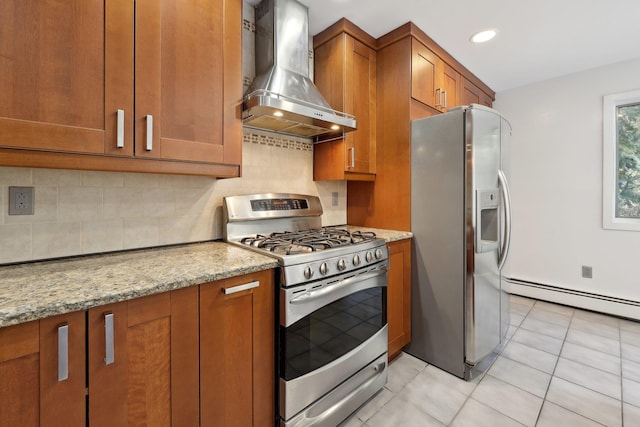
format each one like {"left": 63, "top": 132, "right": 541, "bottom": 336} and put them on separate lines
{"left": 0, "top": 131, "right": 346, "bottom": 264}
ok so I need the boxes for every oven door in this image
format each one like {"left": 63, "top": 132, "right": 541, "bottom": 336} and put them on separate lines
{"left": 279, "top": 262, "right": 388, "bottom": 423}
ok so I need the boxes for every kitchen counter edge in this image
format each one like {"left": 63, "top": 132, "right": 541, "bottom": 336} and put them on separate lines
{"left": 346, "top": 226, "right": 413, "bottom": 243}
{"left": 0, "top": 241, "right": 279, "bottom": 328}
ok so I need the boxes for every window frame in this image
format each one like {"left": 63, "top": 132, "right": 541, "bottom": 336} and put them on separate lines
{"left": 603, "top": 89, "right": 640, "bottom": 231}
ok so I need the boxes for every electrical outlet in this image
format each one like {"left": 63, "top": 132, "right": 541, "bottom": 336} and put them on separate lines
{"left": 8, "top": 186, "right": 34, "bottom": 215}
{"left": 582, "top": 265, "right": 593, "bottom": 279}
{"left": 331, "top": 192, "right": 339, "bottom": 207}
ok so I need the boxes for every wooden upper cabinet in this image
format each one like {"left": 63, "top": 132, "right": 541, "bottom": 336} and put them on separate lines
{"left": 0, "top": 0, "right": 133, "bottom": 156}
{"left": 134, "top": 0, "right": 241, "bottom": 166}
{"left": 313, "top": 19, "right": 377, "bottom": 181}
{"left": 0, "top": 0, "right": 242, "bottom": 175}
{"left": 461, "top": 76, "right": 494, "bottom": 107}
{"left": 411, "top": 39, "right": 460, "bottom": 112}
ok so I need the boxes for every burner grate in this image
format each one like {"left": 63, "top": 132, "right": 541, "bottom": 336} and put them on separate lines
{"left": 239, "top": 227, "right": 376, "bottom": 255}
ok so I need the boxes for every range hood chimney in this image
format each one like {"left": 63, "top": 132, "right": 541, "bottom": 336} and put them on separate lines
{"left": 243, "top": 0, "right": 356, "bottom": 140}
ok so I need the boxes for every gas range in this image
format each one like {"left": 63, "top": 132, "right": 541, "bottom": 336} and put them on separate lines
{"left": 222, "top": 193, "right": 388, "bottom": 287}
{"left": 223, "top": 193, "right": 390, "bottom": 427}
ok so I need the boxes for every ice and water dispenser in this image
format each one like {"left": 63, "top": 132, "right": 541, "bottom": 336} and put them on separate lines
{"left": 475, "top": 189, "right": 500, "bottom": 253}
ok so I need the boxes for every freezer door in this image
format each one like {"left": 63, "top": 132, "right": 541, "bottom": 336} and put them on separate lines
{"left": 465, "top": 107, "right": 503, "bottom": 366}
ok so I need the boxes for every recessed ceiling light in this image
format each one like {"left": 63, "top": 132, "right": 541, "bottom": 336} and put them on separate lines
{"left": 330, "top": 125, "right": 340, "bottom": 131}
{"left": 273, "top": 111, "right": 284, "bottom": 117}
{"left": 470, "top": 29, "right": 497, "bottom": 44}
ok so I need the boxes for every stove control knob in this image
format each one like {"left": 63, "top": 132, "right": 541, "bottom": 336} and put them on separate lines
{"left": 319, "top": 262, "right": 328, "bottom": 275}
{"left": 352, "top": 254, "right": 361, "bottom": 267}
{"left": 303, "top": 266, "right": 314, "bottom": 279}
{"left": 375, "top": 248, "right": 384, "bottom": 260}
{"left": 365, "top": 251, "right": 373, "bottom": 263}
{"left": 337, "top": 259, "right": 347, "bottom": 271}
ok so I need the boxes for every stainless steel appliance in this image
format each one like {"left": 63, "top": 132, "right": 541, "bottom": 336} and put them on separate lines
{"left": 223, "top": 193, "right": 388, "bottom": 427}
{"left": 243, "top": 0, "right": 357, "bottom": 139}
{"left": 406, "top": 104, "right": 512, "bottom": 379}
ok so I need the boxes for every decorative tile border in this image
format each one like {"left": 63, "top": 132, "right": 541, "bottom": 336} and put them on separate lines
{"left": 243, "top": 129, "right": 313, "bottom": 151}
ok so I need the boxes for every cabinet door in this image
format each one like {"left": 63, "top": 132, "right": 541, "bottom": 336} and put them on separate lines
{"left": 0, "top": 0, "right": 134, "bottom": 156}
{"left": 411, "top": 39, "right": 439, "bottom": 109}
{"left": 40, "top": 311, "right": 87, "bottom": 427}
{"left": 313, "top": 32, "right": 376, "bottom": 181}
{"left": 0, "top": 321, "right": 40, "bottom": 426}
{"left": 134, "top": 0, "right": 241, "bottom": 166}
{"left": 345, "top": 36, "right": 377, "bottom": 175}
{"left": 200, "top": 270, "right": 275, "bottom": 427}
{"left": 88, "top": 287, "right": 199, "bottom": 427}
{"left": 387, "top": 239, "right": 412, "bottom": 360}
{"left": 461, "top": 77, "right": 493, "bottom": 107}
{"left": 440, "top": 61, "right": 461, "bottom": 110}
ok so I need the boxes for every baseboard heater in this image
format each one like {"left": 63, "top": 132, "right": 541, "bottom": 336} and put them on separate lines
{"left": 506, "top": 277, "right": 640, "bottom": 321}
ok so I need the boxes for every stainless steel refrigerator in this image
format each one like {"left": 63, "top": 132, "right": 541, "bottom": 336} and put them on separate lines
{"left": 405, "top": 104, "right": 512, "bottom": 380}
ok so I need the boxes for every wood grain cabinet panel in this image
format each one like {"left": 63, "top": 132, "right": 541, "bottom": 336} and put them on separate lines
{"left": 412, "top": 39, "right": 461, "bottom": 112}
{"left": 200, "top": 270, "right": 275, "bottom": 427}
{"left": 387, "top": 239, "right": 412, "bottom": 360}
{"left": 461, "top": 77, "right": 494, "bottom": 107}
{"left": 0, "top": 0, "right": 133, "bottom": 156}
{"left": 0, "top": 313, "right": 86, "bottom": 427}
{"left": 0, "top": 0, "right": 242, "bottom": 176}
{"left": 348, "top": 23, "right": 494, "bottom": 231}
{"left": 313, "top": 19, "right": 377, "bottom": 181}
{"left": 88, "top": 287, "right": 199, "bottom": 427}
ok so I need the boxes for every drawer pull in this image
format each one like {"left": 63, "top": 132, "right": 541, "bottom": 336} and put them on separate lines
{"left": 223, "top": 280, "right": 260, "bottom": 295}
{"left": 58, "top": 324, "right": 69, "bottom": 382}
{"left": 105, "top": 313, "right": 115, "bottom": 365}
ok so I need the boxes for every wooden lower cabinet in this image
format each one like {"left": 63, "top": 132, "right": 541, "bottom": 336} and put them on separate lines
{"left": 0, "top": 269, "right": 275, "bottom": 427}
{"left": 0, "top": 311, "right": 86, "bottom": 427}
{"left": 387, "top": 239, "right": 412, "bottom": 360}
{"left": 88, "top": 286, "right": 199, "bottom": 427}
{"left": 200, "top": 270, "right": 275, "bottom": 427}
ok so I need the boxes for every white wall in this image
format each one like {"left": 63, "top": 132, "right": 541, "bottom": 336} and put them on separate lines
{"left": 0, "top": 131, "right": 346, "bottom": 265}
{"left": 494, "top": 58, "right": 640, "bottom": 315}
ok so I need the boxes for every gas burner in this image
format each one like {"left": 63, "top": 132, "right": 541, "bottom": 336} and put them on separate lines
{"left": 239, "top": 227, "right": 377, "bottom": 255}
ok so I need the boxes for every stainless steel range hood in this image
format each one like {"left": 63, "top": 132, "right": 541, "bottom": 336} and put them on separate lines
{"left": 243, "top": 0, "right": 356, "bottom": 140}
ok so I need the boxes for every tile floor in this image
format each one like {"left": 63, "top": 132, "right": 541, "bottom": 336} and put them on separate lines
{"left": 339, "top": 295, "right": 640, "bottom": 426}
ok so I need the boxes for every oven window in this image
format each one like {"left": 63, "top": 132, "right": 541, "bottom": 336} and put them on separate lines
{"left": 280, "top": 287, "right": 387, "bottom": 381}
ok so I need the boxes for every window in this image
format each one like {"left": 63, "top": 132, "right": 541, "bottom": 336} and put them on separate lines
{"left": 603, "top": 89, "right": 640, "bottom": 231}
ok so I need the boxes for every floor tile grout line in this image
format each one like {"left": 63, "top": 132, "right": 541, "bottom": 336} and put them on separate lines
{"left": 446, "top": 299, "right": 534, "bottom": 426}
{"left": 533, "top": 300, "right": 573, "bottom": 426}
{"left": 535, "top": 303, "right": 623, "bottom": 427}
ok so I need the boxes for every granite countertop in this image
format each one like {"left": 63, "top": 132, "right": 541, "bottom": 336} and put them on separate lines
{"left": 346, "top": 226, "right": 413, "bottom": 243}
{"left": 0, "top": 242, "right": 278, "bottom": 328}
{"left": 0, "top": 227, "right": 412, "bottom": 329}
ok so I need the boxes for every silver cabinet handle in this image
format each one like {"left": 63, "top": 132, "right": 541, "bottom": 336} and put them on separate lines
{"left": 58, "top": 324, "right": 69, "bottom": 382}
{"left": 116, "top": 109, "right": 125, "bottom": 148}
{"left": 348, "top": 147, "right": 355, "bottom": 169}
{"left": 443, "top": 90, "right": 448, "bottom": 109}
{"left": 146, "top": 114, "right": 153, "bottom": 151}
{"left": 104, "top": 313, "right": 115, "bottom": 365}
{"left": 435, "top": 88, "right": 442, "bottom": 108}
{"left": 223, "top": 280, "right": 259, "bottom": 295}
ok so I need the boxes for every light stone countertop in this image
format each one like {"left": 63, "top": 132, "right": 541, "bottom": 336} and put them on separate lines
{"left": 346, "top": 226, "right": 413, "bottom": 243}
{"left": 0, "top": 241, "right": 278, "bottom": 328}
{"left": 0, "top": 227, "right": 412, "bottom": 329}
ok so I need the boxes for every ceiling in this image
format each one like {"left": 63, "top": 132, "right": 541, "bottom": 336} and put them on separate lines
{"left": 271, "top": 0, "right": 640, "bottom": 93}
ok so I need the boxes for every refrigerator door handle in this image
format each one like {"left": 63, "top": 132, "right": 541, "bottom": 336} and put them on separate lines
{"left": 497, "top": 170, "right": 512, "bottom": 270}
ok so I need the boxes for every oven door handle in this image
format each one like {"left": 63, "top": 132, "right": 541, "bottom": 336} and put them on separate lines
{"left": 290, "top": 267, "right": 387, "bottom": 305}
